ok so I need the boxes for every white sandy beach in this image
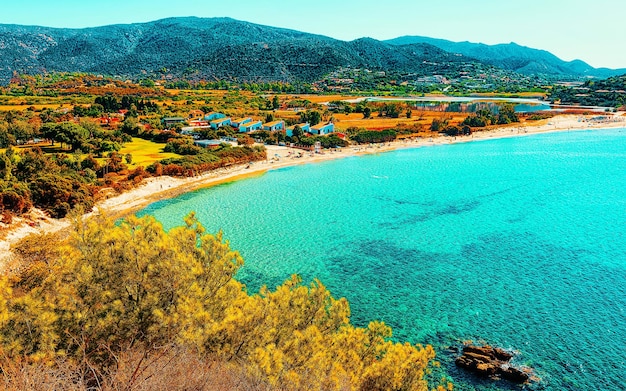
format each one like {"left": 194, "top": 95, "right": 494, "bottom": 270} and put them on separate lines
{"left": 1, "top": 113, "right": 624, "bottom": 267}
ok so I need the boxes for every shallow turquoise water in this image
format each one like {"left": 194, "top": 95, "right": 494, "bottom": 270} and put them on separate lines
{"left": 138, "top": 129, "right": 626, "bottom": 390}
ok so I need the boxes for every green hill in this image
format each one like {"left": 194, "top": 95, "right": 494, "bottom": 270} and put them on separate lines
{"left": 0, "top": 17, "right": 474, "bottom": 85}
{"left": 385, "top": 35, "right": 626, "bottom": 78}
{"left": 1, "top": 17, "right": 623, "bottom": 86}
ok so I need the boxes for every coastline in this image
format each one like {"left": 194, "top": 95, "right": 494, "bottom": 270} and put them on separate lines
{"left": 1, "top": 113, "right": 625, "bottom": 267}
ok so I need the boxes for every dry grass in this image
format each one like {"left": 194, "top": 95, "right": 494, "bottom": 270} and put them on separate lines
{"left": 12, "top": 142, "right": 67, "bottom": 153}
{"left": 0, "top": 348, "right": 275, "bottom": 391}
{"left": 0, "top": 104, "right": 73, "bottom": 111}
{"left": 332, "top": 112, "right": 468, "bottom": 131}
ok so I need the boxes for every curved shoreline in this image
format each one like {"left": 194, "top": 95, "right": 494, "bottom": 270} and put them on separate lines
{"left": 1, "top": 113, "right": 625, "bottom": 267}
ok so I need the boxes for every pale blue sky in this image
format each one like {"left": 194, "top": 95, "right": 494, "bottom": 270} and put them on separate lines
{"left": 1, "top": 0, "right": 624, "bottom": 69}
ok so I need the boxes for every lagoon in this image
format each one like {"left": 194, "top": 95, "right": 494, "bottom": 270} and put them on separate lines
{"left": 139, "top": 128, "right": 626, "bottom": 390}
{"left": 342, "top": 95, "right": 607, "bottom": 113}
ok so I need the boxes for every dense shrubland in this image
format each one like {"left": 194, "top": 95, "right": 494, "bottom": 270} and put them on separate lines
{"left": 0, "top": 214, "right": 448, "bottom": 391}
{"left": 461, "top": 104, "right": 519, "bottom": 128}
{"left": 548, "top": 75, "right": 626, "bottom": 108}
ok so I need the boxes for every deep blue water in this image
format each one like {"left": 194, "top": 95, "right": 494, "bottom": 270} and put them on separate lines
{"left": 138, "top": 128, "right": 626, "bottom": 390}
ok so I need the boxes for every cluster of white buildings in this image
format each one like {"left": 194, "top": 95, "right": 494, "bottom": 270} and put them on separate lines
{"left": 181, "top": 112, "right": 335, "bottom": 136}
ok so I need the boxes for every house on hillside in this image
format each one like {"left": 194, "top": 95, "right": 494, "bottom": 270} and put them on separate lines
{"left": 263, "top": 120, "right": 285, "bottom": 132}
{"left": 239, "top": 120, "right": 263, "bottom": 133}
{"left": 162, "top": 117, "right": 186, "bottom": 127}
{"left": 310, "top": 122, "right": 335, "bottom": 135}
{"left": 231, "top": 117, "right": 252, "bottom": 128}
{"left": 188, "top": 109, "right": 204, "bottom": 119}
{"left": 204, "top": 112, "right": 226, "bottom": 121}
{"left": 210, "top": 117, "right": 232, "bottom": 129}
{"left": 286, "top": 122, "right": 310, "bottom": 137}
{"left": 99, "top": 115, "right": 123, "bottom": 127}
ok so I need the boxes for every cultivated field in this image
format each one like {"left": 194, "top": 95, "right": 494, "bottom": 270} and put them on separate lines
{"left": 332, "top": 112, "right": 467, "bottom": 131}
{"left": 117, "top": 138, "right": 181, "bottom": 168}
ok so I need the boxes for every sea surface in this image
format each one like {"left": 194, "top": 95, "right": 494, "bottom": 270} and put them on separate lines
{"left": 138, "top": 128, "right": 626, "bottom": 390}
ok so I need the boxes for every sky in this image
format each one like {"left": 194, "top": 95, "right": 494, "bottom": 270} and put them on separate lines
{"left": 1, "top": 0, "right": 624, "bottom": 69}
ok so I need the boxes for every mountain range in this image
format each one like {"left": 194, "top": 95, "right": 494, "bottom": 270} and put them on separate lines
{"left": 385, "top": 36, "right": 625, "bottom": 79}
{"left": 0, "top": 17, "right": 624, "bottom": 85}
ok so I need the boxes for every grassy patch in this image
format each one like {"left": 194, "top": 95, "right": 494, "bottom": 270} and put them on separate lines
{"left": 13, "top": 142, "right": 67, "bottom": 153}
{"left": 118, "top": 137, "right": 181, "bottom": 168}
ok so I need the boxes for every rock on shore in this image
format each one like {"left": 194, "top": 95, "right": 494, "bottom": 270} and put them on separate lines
{"left": 455, "top": 344, "right": 532, "bottom": 383}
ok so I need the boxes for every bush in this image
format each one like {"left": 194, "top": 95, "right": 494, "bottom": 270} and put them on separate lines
{"left": 0, "top": 182, "right": 32, "bottom": 215}
{"left": 0, "top": 215, "right": 438, "bottom": 390}
{"left": 164, "top": 138, "right": 203, "bottom": 155}
{"left": 352, "top": 130, "right": 397, "bottom": 144}
{"left": 29, "top": 174, "right": 94, "bottom": 218}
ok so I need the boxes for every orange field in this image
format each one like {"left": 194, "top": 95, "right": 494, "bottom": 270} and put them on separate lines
{"left": 0, "top": 104, "right": 73, "bottom": 111}
{"left": 332, "top": 112, "right": 468, "bottom": 131}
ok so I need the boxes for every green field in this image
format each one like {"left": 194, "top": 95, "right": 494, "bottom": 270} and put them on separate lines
{"left": 117, "top": 137, "right": 181, "bottom": 168}
{"left": 2, "top": 138, "right": 180, "bottom": 169}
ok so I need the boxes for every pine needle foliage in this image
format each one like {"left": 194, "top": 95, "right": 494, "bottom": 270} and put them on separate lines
{"left": 0, "top": 213, "right": 441, "bottom": 391}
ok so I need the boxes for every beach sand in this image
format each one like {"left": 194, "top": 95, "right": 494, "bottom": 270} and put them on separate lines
{"left": 1, "top": 113, "right": 624, "bottom": 267}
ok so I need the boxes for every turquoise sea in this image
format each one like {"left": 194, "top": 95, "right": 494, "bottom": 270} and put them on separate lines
{"left": 138, "top": 128, "right": 626, "bottom": 390}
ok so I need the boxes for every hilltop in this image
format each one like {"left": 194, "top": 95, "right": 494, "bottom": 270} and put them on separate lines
{"left": 1, "top": 17, "right": 624, "bottom": 87}
{"left": 385, "top": 36, "right": 626, "bottom": 78}
{"left": 0, "top": 17, "right": 472, "bottom": 85}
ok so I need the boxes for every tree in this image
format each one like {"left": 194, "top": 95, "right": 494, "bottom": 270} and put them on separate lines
{"left": 41, "top": 122, "right": 87, "bottom": 150}
{"left": 139, "top": 78, "right": 156, "bottom": 87}
{"left": 0, "top": 214, "right": 245, "bottom": 368}
{"left": 57, "top": 122, "right": 88, "bottom": 151}
{"left": 352, "top": 130, "right": 397, "bottom": 144}
{"left": 104, "top": 151, "right": 126, "bottom": 174}
{"left": 120, "top": 117, "right": 141, "bottom": 136}
{"left": 0, "top": 152, "right": 13, "bottom": 181}
{"left": 299, "top": 110, "right": 321, "bottom": 126}
{"left": 363, "top": 106, "right": 372, "bottom": 119}
{"left": 443, "top": 126, "right": 459, "bottom": 137}
{"left": 383, "top": 103, "right": 400, "bottom": 118}
{"left": 79, "top": 119, "right": 103, "bottom": 139}
{"left": 126, "top": 103, "right": 139, "bottom": 118}
{"left": 292, "top": 125, "right": 304, "bottom": 139}
{"left": 0, "top": 124, "right": 15, "bottom": 148}
{"left": 272, "top": 95, "right": 280, "bottom": 110}
{"left": 0, "top": 180, "right": 31, "bottom": 215}
{"left": 41, "top": 123, "right": 60, "bottom": 146}
{"left": 430, "top": 118, "right": 449, "bottom": 132}
{"left": 81, "top": 154, "right": 101, "bottom": 172}
{"left": 29, "top": 174, "right": 94, "bottom": 217}
{"left": 0, "top": 214, "right": 438, "bottom": 390}
{"left": 496, "top": 104, "right": 519, "bottom": 124}
{"left": 8, "top": 121, "right": 34, "bottom": 143}
{"left": 15, "top": 147, "right": 51, "bottom": 182}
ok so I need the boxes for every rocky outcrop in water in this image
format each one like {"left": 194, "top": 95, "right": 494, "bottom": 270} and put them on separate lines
{"left": 455, "top": 344, "right": 532, "bottom": 383}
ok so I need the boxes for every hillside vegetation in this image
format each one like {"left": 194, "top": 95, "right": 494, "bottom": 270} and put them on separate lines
{"left": 0, "top": 214, "right": 449, "bottom": 390}
{"left": 3, "top": 16, "right": 624, "bottom": 89}
{"left": 385, "top": 36, "right": 626, "bottom": 78}
{"left": 0, "top": 17, "right": 474, "bottom": 85}
{"left": 548, "top": 75, "right": 626, "bottom": 108}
